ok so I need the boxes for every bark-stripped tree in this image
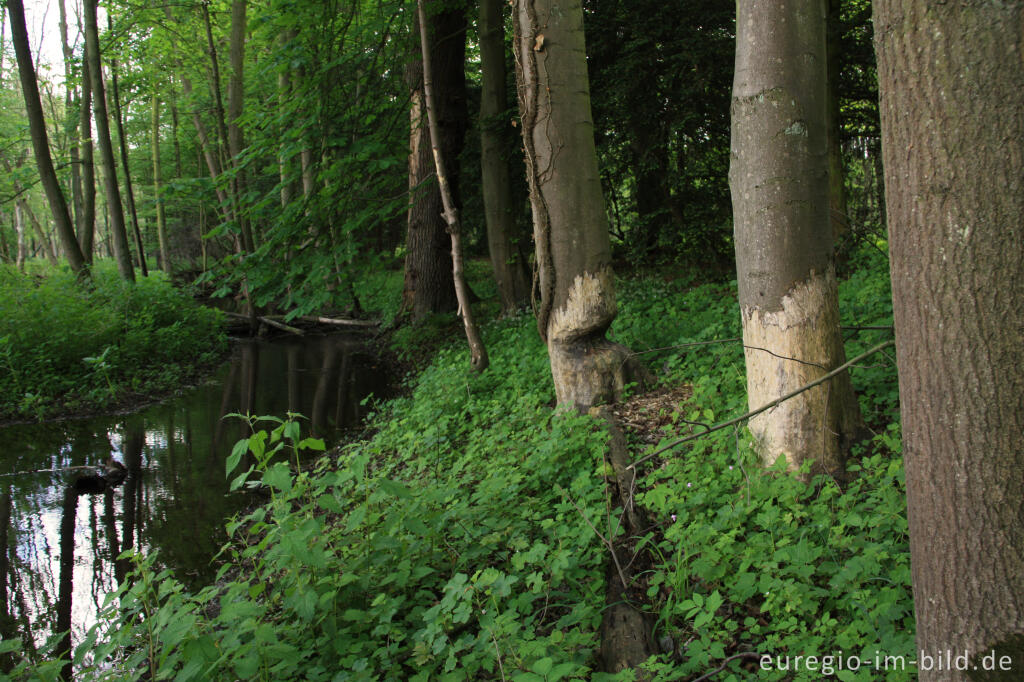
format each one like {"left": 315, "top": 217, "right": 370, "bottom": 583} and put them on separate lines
{"left": 84, "top": 0, "right": 134, "bottom": 281}
{"left": 512, "top": 0, "right": 643, "bottom": 409}
{"left": 401, "top": 0, "right": 465, "bottom": 321}
{"left": 874, "top": 2, "right": 1024, "bottom": 678}
{"left": 479, "top": 0, "right": 529, "bottom": 314}
{"left": 6, "top": 0, "right": 88, "bottom": 275}
{"left": 730, "top": 0, "right": 863, "bottom": 477}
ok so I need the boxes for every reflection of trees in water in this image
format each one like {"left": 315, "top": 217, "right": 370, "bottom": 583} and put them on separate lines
{"left": 0, "top": 333, "right": 391, "bottom": 669}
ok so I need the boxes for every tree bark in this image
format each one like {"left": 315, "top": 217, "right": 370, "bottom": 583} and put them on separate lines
{"left": 874, "top": 2, "right": 1024, "bottom": 679}
{"left": 227, "top": 0, "right": 255, "bottom": 254}
{"left": 417, "top": 0, "right": 488, "bottom": 372}
{"left": 151, "top": 94, "right": 169, "bottom": 273}
{"left": 78, "top": 26, "right": 96, "bottom": 264}
{"left": 84, "top": 0, "right": 134, "bottom": 281}
{"left": 6, "top": 0, "right": 88, "bottom": 275}
{"left": 108, "top": 37, "right": 148, "bottom": 276}
{"left": 401, "top": 1, "right": 465, "bottom": 321}
{"left": 826, "top": 0, "right": 848, "bottom": 245}
{"left": 58, "top": 0, "right": 82, "bottom": 236}
{"left": 479, "top": 0, "right": 529, "bottom": 314}
{"left": 730, "top": 0, "right": 863, "bottom": 478}
{"left": 513, "top": 0, "right": 645, "bottom": 410}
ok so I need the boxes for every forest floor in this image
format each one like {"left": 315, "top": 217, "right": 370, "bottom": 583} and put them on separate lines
{"left": 9, "top": 253, "right": 915, "bottom": 681}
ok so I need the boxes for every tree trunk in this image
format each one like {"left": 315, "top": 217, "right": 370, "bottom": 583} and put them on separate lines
{"left": 826, "top": 0, "right": 849, "bottom": 246}
{"left": 479, "top": 0, "right": 529, "bottom": 314}
{"left": 401, "top": 1, "right": 465, "bottom": 321}
{"left": 7, "top": 0, "right": 87, "bottom": 275}
{"left": 84, "top": 0, "right": 134, "bottom": 281}
{"left": 227, "top": 0, "right": 255, "bottom": 254}
{"left": 78, "top": 28, "right": 97, "bottom": 264}
{"left": 730, "top": 0, "right": 863, "bottom": 478}
{"left": 151, "top": 95, "right": 169, "bottom": 273}
{"left": 15, "top": 202, "right": 25, "bottom": 270}
{"left": 58, "top": 0, "right": 82, "bottom": 236}
{"left": 513, "top": 0, "right": 644, "bottom": 410}
{"left": 417, "top": 0, "right": 488, "bottom": 371}
{"left": 874, "top": 2, "right": 1024, "bottom": 679}
{"left": 108, "top": 38, "right": 148, "bottom": 277}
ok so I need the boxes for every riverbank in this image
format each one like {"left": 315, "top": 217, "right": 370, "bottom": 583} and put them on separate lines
{"left": 0, "top": 263, "right": 227, "bottom": 424}
{"left": 39, "top": 255, "right": 914, "bottom": 681}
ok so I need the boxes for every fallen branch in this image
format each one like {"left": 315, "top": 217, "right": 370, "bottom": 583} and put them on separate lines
{"left": 296, "top": 315, "right": 379, "bottom": 328}
{"left": 627, "top": 340, "right": 896, "bottom": 471}
{"left": 225, "top": 312, "right": 304, "bottom": 335}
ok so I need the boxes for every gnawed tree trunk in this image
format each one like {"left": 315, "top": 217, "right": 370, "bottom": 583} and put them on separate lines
{"left": 479, "top": 0, "right": 529, "bottom": 314}
{"left": 84, "top": 0, "right": 134, "bottom": 281}
{"left": 874, "top": 2, "right": 1024, "bottom": 679}
{"left": 730, "top": 0, "right": 863, "bottom": 478}
{"left": 513, "top": 0, "right": 646, "bottom": 411}
{"left": 6, "top": 0, "right": 88, "bottom": 275}
{"left": 417, "top": 0, "right": 488, "bottom": 372}
{"left": 401, "top": 1, "right": 465, "bottom": 321}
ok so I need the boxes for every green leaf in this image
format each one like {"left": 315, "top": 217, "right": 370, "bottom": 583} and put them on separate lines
{"left": 379, "top": 478, "right": 413, "bottom": 499}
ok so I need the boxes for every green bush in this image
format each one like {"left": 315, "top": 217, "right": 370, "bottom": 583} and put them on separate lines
{"left": 0, "top": 262, "right": 226, "bottom": 421}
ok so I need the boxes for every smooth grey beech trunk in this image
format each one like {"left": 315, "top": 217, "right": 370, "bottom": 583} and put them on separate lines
{"left": 874, "top": 2, "right": 1024, "bottom": 679}
{"left": 730, "top": 0, "right": 863, "bottom": 477}
{"left": 512, "top": 0, "right": 645, "bottom": 410}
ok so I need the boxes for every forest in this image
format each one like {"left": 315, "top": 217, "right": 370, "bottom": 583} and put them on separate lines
{"left": 0, "top": 0, "right": 1021, "bottom": 680}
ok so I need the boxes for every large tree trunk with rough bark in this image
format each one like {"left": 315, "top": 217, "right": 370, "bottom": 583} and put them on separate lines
{"left": 401, "top": 1, "right": 465, "bottom": 321}
{"left": 84, "top": 0, "right": 134, "bottom": 281}
{"left": 6, "top": 0, "right": 88, "bottom": 275}
{"left": 730, "top": 0, "right": 863, "bottom": 478}
{"left": 874, "top": 3, "right": 1024, "bottom": 679}
{"left": 479, "top": 0, "right": 529, "bottom": 315}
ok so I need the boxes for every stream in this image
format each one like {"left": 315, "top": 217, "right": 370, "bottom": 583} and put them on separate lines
{"left": 0, "top": 332, "right": 391, "bottom": 662}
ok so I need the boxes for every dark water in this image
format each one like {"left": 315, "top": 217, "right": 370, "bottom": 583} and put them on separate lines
{"left": 0, "top": 332, "right": 390, "bottom": 659}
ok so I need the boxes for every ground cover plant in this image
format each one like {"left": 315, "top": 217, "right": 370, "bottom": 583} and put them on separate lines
{"left": 6, "top": 256, "right": 910, "bottom": 681}
{"left": 0, "top": 262, "right": 226, "bottom": 422}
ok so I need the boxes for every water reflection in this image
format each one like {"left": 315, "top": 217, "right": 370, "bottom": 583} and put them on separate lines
{"left": 0, "top": 333, "right": 389, "bottom": 665}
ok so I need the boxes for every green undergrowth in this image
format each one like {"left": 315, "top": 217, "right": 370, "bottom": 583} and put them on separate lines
{"left": 14, "top": 257, "right": 909, "bottom": 681}
{"left": 0, "top": 262, "right": 226, "bottom": 422}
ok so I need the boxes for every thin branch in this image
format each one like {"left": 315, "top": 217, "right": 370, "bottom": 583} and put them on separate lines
{"left": 627, "top": 340, "right": 896, "bottom": 471}
{"left": 691, "top": 652, "right": 762, "bottom": 682}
